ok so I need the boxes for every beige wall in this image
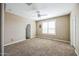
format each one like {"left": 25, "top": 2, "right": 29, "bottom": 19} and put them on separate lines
{"left": 36, "top": 15, "right": 70, "bottom": 41}
{"left": 70, "top": 4, "right": 79, "bottom": 55}
{"left": 4, "top": 12, "right": 36, "bottom": 46}
{"left": 0, "top": 3, "right": 2, "bottom": 54}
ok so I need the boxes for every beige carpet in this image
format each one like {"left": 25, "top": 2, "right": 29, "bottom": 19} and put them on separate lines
{"left": 4, "top": 38, "right": 76, "bottom": 56}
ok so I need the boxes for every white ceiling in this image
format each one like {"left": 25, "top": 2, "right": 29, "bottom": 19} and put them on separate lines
{"left": 5, "top": 3, "right": 76, "bottom": 20}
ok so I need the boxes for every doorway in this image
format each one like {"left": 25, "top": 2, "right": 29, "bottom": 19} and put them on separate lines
{"left": 26, "top": 24, "right": 31, "bottom": 39}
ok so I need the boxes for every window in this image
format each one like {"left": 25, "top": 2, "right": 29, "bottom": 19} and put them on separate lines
{"left": 42, "top": 20, "right": 56, "bottom": 35}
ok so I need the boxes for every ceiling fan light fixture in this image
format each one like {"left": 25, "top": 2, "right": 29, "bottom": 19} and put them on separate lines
{"left": 37, "top": 13, "right": 41, "bottom": 17}
{"left": 26, "top": 3, "right": 32, "bottom": 6}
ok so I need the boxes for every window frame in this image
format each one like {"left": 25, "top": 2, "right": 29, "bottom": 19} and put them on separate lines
{"left": 42, "top": 20, "right": 56, "bottom": 35}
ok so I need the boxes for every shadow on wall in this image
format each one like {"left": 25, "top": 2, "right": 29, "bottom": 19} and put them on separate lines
{"left": 26, "top": 24, "right": 31, "bottom": 39}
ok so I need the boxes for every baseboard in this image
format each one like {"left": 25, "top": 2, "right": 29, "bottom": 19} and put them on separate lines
{"left": 4, "top": 39, "right": 26, "bottom": 46}
{"left": 75, "top": 48, "right": 79, "bottom": 56}
{"left": 52, "top": 39, "right": 70, "bottom": 43}
{"left": 38, "top": 37, "right": 70, "bottom": 43}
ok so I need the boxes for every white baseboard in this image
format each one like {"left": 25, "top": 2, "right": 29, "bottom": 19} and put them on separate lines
{"left": 4, "top": 39, "right": 26, "bottom": 46}
{"left": 52, "top": 39, "right": 70, "bottom": 43}
{"left": 75, "top": 48, "right": 79, "bottom": 56}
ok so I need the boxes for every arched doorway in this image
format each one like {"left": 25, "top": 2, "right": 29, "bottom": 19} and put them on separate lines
{"left": 26, "top": 24, "right": 31, "bottom": 39}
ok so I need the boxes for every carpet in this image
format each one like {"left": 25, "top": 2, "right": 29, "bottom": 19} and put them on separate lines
{"left": 4, "top": 38, "right": 77, "bottom": 56}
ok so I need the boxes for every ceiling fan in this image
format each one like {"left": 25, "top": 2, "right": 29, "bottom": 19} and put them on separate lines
{"left": 36, "top": 10, "right": 47, "bottom": 18}
{"left": 26, "top": 3, "right": 47, "bottom": 18}
{"left": 26, "top": 3, "right": 32, "bottom": 6}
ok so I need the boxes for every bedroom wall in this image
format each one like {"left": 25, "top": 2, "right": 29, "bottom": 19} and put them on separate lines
{"left": 4, "top": 12, "right": 36, "bottom": 46}
{"left": 0, "top": 3, "right": 2, "bottom": 55}
{"left": 70, "top": 4, "right": 79, "bottom": 55}
{"left": 36, "top": 15, "right": 70, "bottom": 42}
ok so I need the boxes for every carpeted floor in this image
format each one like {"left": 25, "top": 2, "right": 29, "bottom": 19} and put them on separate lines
{"left": 4, "top": 38, "right": 77, "bottom": 56}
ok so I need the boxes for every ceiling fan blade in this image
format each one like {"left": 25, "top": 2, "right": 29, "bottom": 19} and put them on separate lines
{"left": 41, "top": 14, "right": 47, "bottom": 16}
{"left": 26, "top": 3, "right": 32, "bottom": 6}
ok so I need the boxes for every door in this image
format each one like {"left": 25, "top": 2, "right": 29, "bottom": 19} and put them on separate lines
{"left": 26, "top": 24, "right": 31, "bottom": 39}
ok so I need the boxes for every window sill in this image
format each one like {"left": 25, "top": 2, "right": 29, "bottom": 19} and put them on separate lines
{"left": 42, "top": 33, "right": 56, "bottom": 35}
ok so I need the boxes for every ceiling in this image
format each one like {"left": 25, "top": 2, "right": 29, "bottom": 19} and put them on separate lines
{"left": 5, "top": 3, "right": 76, "bottom": 20}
